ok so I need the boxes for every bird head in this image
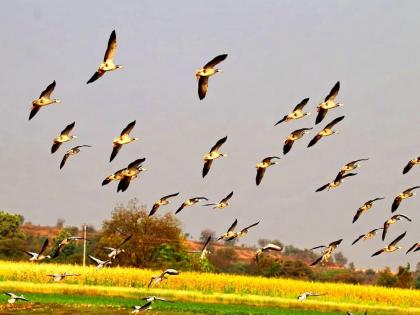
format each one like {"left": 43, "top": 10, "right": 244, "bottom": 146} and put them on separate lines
{"left": 221, "top": 153, "right": 228, "bottom": 157}
{"left": 72, "top": 135, "right": 78, "bottom": 139}
{"left": 216, "top": 69, "right": 223, "bottom": 73}
{"left": 305, "top": 112, "right": 311, "bottom": 116}
{"left": 337, "top": 102, "right": 344, "bottom": 107}
{"left": 117, "top": 65, "right": 124, "bottom": 69}
{"left": 55, "top": 99, "right": 61, "bottom": 103}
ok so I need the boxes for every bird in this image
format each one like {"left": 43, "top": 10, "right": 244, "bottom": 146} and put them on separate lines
{"left": 29, "top": 81, "right": 61, "bottom": 120}
{"left": 372, "top": 232, "right": 406, "bottom": 257}
{"left": 23, "top": 238, "right": 51, "bottom": 262}
{"left": 297, "top": 292, "right": 326, "bottom": 301}
{"left": 141, "top": 296, "right": 173, "bottom": 303}
{"left": 102, "top": 167, "right": 126, "bottom": 186}
{"left": 274, "top": 98, "right": 311, "bottom": 126}
{"left": 88, "top": 255, "right": 112, "bottom": 269}
{"left": 340, "top": 159, "right": 369, "bottom": 172}
{"left": 403, "top": 157, "right": 420, "bottom": 174}
{"left": 110, "top": 121, "right": 139, "bottom": 162}
{"left": 310, "top": 239, "right": 343, "bottom": 266}
{"left": 406, "top": 242, "right": 420, "bottom": 254}
{"left": 391, "top": 186, "right": 420, "bottom": 212}
{"left": 47, "top": 272, "right": 80, "bottom": 282}
{"left": 51, "top": 122, "right": 77, "bottom": 154}
{"left": 315, "top": 81, "right": 342, "bottom": 124}
{"left": 117, "top": 158, "right": 147, "bottom": 192}
{"left": 175, "top": 197, "right": 208, "bottom": 214}
{"left": 217, "top": 219, "right": 260, "bottom": 241}
{"left": 189, "top": 236, "right": 212, "bottom": 260}
{"left": 316, "top": 171, "right": 357, "bottom": 192}
{"left": 382, "top": 214, "right": 412, "bottom": 241}
{"left": 347, "top": 312, "right": 367, "bottom": 315}
{"left": 4, "top": 292, "right": 29, "bottom": 304}
{"left": 52, "top": 236, "right": 88, "bottom": 258}
{"left": 87, "top": 30, "right": 122, "bottom": 84}
{"left": 196, "top": 54, "right": 228, "bottom": 100}
{"left": 149, "top": 193, "right": 180, "bottom": 216}
{"left": 352, "top": 228, "right": 383, "bottom": 245}
{"left": 132, "top": 301, "right": 152, "bottom": 313}
{"left": 352, "top": 198, "right": 385, "bottom": 223}
{"left": 104, "top": 234, "right": 132, "bottom": 260}
{"left": 256, "top": 157, "right": 280, "bottom": 186}
{"left": 283, "top": 128, "right": 312, "bottom": 154}
{"left": 202, "top": 136, "right": 228, "bottom": 177}
{"left": 255, "top": 243, "right": 282, "bottom": 263}
{"left": 308, "top": 116, "right": 345, "bottom": 148}
{"left": 203, "top": 191, "right": 233, "bottom": 209}
{"left": 148, "top": 269, "right": 180, "bottom": 288}
{"left": 60, "top": 145, "right": 92, "bottom": 169}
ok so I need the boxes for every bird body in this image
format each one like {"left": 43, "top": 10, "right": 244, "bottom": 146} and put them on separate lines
{"left": 274, "top": 98, "right": 311, "bottom": 125}
{"left": 297, "top": 292, "right": 326, "bottom": 301}
{"left": 372, "top": 232, "right": 406, "bottom": 256}
{"left": 316, "top": 171, "right": 357, "bottom": 192}
{"left": 255, "top": 243, "right": 282, "bottom": 262}
{"left": 202, "top": 136, "right": 227, "bottom": 177}
{"left": 315, "top": 81, "right": 342, "bottom": 124}
{"left": 47, "top": 272, "right": 80, "bottom": 282}
{"left": 88, "top": 255, "right": 112, "bottom": 269}
{"left": 149, "top": 193, "right": 179, "bottom": 216}
{"left": 403, "top": 157, "right": 420, "bottom": 174}
{"left": 352, "top": 198, "right": 384, "bottom": 223}
{"left": 352, "top": 228, "right": 383, "bottom": 245}
{"left": 310, "top": 239, "right": 342, "bottom": 266}
{"left": 196, "top": 54, "right": 227, "bottom": 100}
{"left": 51, "top": 122, "right": 77, "bottom": 154}
{"left": 148, "top": 269, "right": 179, "bottom": 288}
{"left": 382, "top": 214, "right": 412, "bottom": 240}
{"left": 30, "top": 81, "right": 60, "bottom": 120}
{"left": 23, "top": 239, "right": 50, "bottom": 262}
{"left": 204, "top": 191, "right": 233, "bottom": 209}
{"left": 60, "top": 145, "right": 91, "bottom": 169}
{"left": 175, "top": 197, "right": 208, "bottom": 214}
{"left": 217, "top": 219, "right": 259, "bottom": 241}
{"left": 5, "top": 293, "right": 29, "bottom": 304}
{"left": 391, "top": 186, "right": 420, "bottom": 212}
{"left": 341, "top": 159, "right": 369, "bottom": 172}
{"left": 308, "top": 116, "right": 345, "bottom": 147}
{"left": 52, "top": 236, "right": 87, "bottom": 258}
{"left": 283, "top": 128, "right": 312, "bottom": 154}
{"left": 110, "top": 121, "right": 139, "bottom": 162}
{"left": 256, "top": 157, "right": 280, "bottom": 185}
{"left": 104, "top": 234, "right": 132, "bottom": 260}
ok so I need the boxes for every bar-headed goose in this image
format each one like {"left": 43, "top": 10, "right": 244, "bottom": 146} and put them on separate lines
{"left": 196, "top": 54, "right": 228, "bottom": 100}
{"left": 30, "top": 81, "right": 61, "bottom": 120}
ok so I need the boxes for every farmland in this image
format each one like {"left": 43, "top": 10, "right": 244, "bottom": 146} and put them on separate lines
{"left": 0, "top": 261, "right": 418, "bottom": 314}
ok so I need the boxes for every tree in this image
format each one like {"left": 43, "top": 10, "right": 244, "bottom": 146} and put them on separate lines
{"left": 377, "top": 267, "right": 397, "bottom": 287}
{"left": 0, "top": 211, "right": 26, "bottom": 260}
{"left": 333, "top": 251, "right": 348, "bottom": 267}
{"left": 200, "top": 229, "right": 215, "bottom": 243}
{"left": 96, "top": 199, "right": 189, "bottom": 269}
{"left": 396, "top": 264, "right": 413, "bottom": 289}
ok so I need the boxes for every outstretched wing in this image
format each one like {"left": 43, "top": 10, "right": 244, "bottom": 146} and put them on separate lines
{"left": 310, "top": 256, "right": 323, "bottom": 266}
{"left": 161, "top": 192, "right": 180, "bottom": 200}
{"left": 60, "top": 153, "right": 70, "bottom": 169}
{"left": 371, "top": 249, "right": 384, "bottom": 257}
{"left": 87, "top": 70, "right": 105, "bottom": 84}
{"left": 198, "top": 76, "right": 209, "bottom": 100}
{"left": 120, "top": 120, "right": 136, "bottom": 136}
{"left": 403, "top": 161, "right": 414, "bottom": 174}
{"left": 389, "top": 232, "right": 406, "bottom": 247}
{"left": 110, "top": 144, "right": 122, "bottom": 162}
{"left": 127, "top": 158, "right": 146, "bottom": 169}
{"left": 293, "top": 98, "right": 310, "bottom": 111}
{"left": 241, "top": 221, "right": 260, "bottom": 233}
{"left": 221, "top": 191, "right": 234, "bottom": 203}
{"left": 29, "top": 105, "right": 41, "bottom": 120}
{"left": 316, "top": 183, "right": 329, "bottom": 192}
{"left": 325, "top": 115, "right": 345, "bottom": 130}
{"left": 256, "top": 167, "right": 266, "bottom": 186}
{"left": 38, "top": 239, "right": 49, "bottom": 256}
{"left": 119, "top": 234, "right": 133, "bottom": 247}
{"left": 227, "top": 219, "right": 238, "bottom": 233}
{"left": 202, "top": 236, "right": 212, "bottom": 251}
{"left": 315, "top": 108, "right": 328, "bottom": 125}
{"left": 39, "top": 81, "right": 56, "bottom": 99}
{"left": 117, "top": 177, "right": 131, "bottom": 192}
{"left": 104, "top": 30, "right": 117, "bottom": 62}
{"left": 210, "top": 136, "right": 227, "bottom": 153}
{"left": 283, "top": 139, "right": 294, "bottom": 155}
{"left": 203, "top": 54, "right": 228, "bottom": 69}
{"left": 308, "top": 134, "right": 322, "bottom": 148}
{"left": 324, "top": 81, "right": 340, "bottom": 102}
{"left": 61, "top": 122, "right": 75, "bottom": 136}
{"left": 202, "top": 159, "right": 213, "bottom": 178}
{"left": 406, "top": 243, "right": 418, "bottom": 254}
{"left": 351, "top": 234, "right": 364, "bottom": 245}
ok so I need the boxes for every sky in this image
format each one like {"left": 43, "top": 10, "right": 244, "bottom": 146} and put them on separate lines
{"left": 0, "top": 1, "right": 419, "bottom": 270}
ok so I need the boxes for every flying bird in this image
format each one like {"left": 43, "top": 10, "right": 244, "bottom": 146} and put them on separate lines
{"left": 88, "top": 255, "right": 112, "bottom": 269}
{"left": 316, "top": 171, "right": 357, "bottom": 192}
{"left": 60, "top": 145, "right": 92, "bottom": 169}
{"left": 148, "top": 269, "right": 180, "bottom": 288}
{"left": 308, "top": 116, "right": 345, "bottom": 147}
{"left": 189, "top": 236, "right": 212, "bottom": 260}
{"left": 30, "top": 81, "right": 61, "bottom": 120}
{"left": 52, "top": 236, "right": 88, "bottom": 258}
{"left": 141, "top": 296, "right": 173, "bottom": 303}
{"left": 4, "top": 293, "right": 29, "bottom": 304}
{"left": 47, "top": 272, "right": 80, "bottom": 282}
{"left": 283, "top": 128, "right": 312, "bottom": 154}
{"left": 51, "top": 122, "right": 77, "bottom": 154}
{"left": 217, "top": 219, "right": 259, "bottom": 241}
{"left": 352, "top": 228, "right": 383, "bottom": 245}
{"left": 352, "top": 198, "right": 384, "bottom": 223}
{"left": 274, "top": 98, "right": 311, "bottom": 125}
{"left": 382, "top": 214, "right": 412, "bottom": 241}
{"left": 117, "top": 158, "right": 147, "bottom": 192}
{"left": 403, "top": 157, "right": 420, "bottom": 174}
{"left": 310, "top": 239, "right": 343, "bottom": 266}
{"left": 341, "top": 159, "right": 369, "bottom": 172}
{"left": 203, "top": 191, "right": 233, "bottom": 209}
{"left": 372, "top": 232, "right": 406, "bottom": 257}
{"left": 391, "top": 186, "right": 420, "bottom": 212}
{"left": 202, "top": 136, "right": 228, "bottom": 177}
{"left": 255, "top": 243, "right": 282, "bottom": 263}
{"left": 102, "top": 167, "right": 126, "bottom": 186}
{"left": 315, "top": 81, "right": 342, "bottom": 124}
{"left": 406, "top": 242, "right": 420, "bottom": 254}
{"left": 110, "top": 121, "right": 139, "bottom": 162}
{"left": 196, "top": 54, "right": 228, "bottom": 100}
{"left": 149, "top": 193, "right": 180, "bottom": 216}
{"left": 175, "top": 197, "right": 208, "bottom": 214}
{"left": 104, "top": 234, "right": 132, "bottom": 260}
{"left": 87, "top": 30, "right": 123, "bottom": 84}
{"left": 297, "top": 292, "right": 326, "bottom": 301}
{"left": 132, "top": 301, "right": 152, "bottom": 313}
{"left": 23, "top": 238, "right": 51, "bottom": 262}
{"left": 256, "top": 157, "right": 280, "bottom": 186}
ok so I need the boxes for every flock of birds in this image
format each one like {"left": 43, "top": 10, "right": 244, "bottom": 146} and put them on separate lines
{"left": 4, "top": 29, "right": 419, "bottom": 314}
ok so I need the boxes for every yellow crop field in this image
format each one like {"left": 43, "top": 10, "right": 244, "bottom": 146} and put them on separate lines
{"left": 0, "top": 261, "right": 418, "bottom": 314}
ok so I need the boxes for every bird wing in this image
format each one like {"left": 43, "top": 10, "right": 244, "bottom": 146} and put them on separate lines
{"left": 404, "top": 186, "right": 420, "bottom": 194}
{"left": 310, "top": 256, "right": 323, "bottom": 266}
{"left": 51, "top": 246, "right": 62, "bottom": 259}
{"left": 149, "top": 204, "right": 160, "bottom": 216}
{"left": 60, "top": 153, "right": 70, "bottom": 169}
{"left": 256, "top": 167, "right": 266, "bottom": 186}
{"left": 406, "top": 243, "right": 418, "bottom": 254}
{"left": 202, "top": 236, "right": 212, "bottom": 251}
{"left": 119, "top": 234, "right": 133, "bottom": 247}
{"left": 274, "top": 116, "right": 287, "bottom": 126}
{"left": 163, "top": 269, "right": 179, "bottom": 276}
{"left": 264, "top": 244, "right": 282, "bottom": 251}
{"left": 396, "top": 214, "right": 412, "bottom": 221}
{"left": 202, "top": 159, "right": 213, "bottom": 178}
{"left": 310, "top": 245, "right": 326, "bottom": 250}
{"left": 175, "top": 203, "right": 186, "bottom": 214}
{"left": 29, "top": 105, "right": 41, "bottom": 120}
{"left": 38, "top": 239, "right": 49, "bottom": 256}
{"left": 51, "top": 141, "right": 62, "bottom": 154}
{"left": 139, "top": 301, "right": 152, "bottom": 311}
{"left": 161, "top": 192, "right": 180, "bottom": 200}
{"left": 329, "top": 239, "right": 343, "bottom": 247}
{"left": 391, "top": 196, "right": 401, "bottom": 213}
{"left": 209, "top": 136, "right": 228, "bottom": 153}
{"left": 61, "top": 122, "right": 75, "bottom": 136}
{"left": 324, "top": 81, "right": 340, "bottom": 102}
{"left": 147, "top": 278, "right": 154, "bottom": 288}
{"left": 315, "top": 183, "right": 329, "bottom": 192}
{"left": 293, "top": 98, "right": 310, "bottom": 111}
{"left": 307, "top": 134, "right": 322, "bottom": 147}
{"left": 351, "top": 235, "right": 364, "bottom": 245}
{"left": 262, "top": 156, "right": 280, "bottom": 163}
{"left": 39, "top": 81, "right": 56, "bottom": 99}
{"left": 203, "top": 54, "right": 228, "bottom": 69}
{"left": 227, "top": 219, "right": 238, "bottom": 233}
{"left": 104, "top": 30, "right": 117, "bottom": 62}
{"left": 221, "top": 191, "right": 234, "bottom": 203}
{"left": 117, "top": 177, "right": 131, "bottom": 192}
{"left": 283, "top": 139, "right": 294, "bottom": 155}
{"left": 403, "top": 161, "right": 414, "bottom": 174}
{"left": 88, "top": 255, "right": 102, "bottom": 265}
{"left": 241, "top": 221, "right": 260, "bottom": 233}
{"left": 110, "top": 144, "right": 122, "bottom": 162}
{"left": 382, "top": 222, "right": 389, "bottom": 241}
{"left": 352, "top": 209, "right": 363, "bottom": 223}
{"left": 198, "top": 76, "right": 209, "bottom": 100}
{"left": 371, "top": 249, "right": 384, "bottom": 257}
{"left": 389, "top": 231, "right": 407, "bottom": 247}
{"left": 87, "top": 70, "right": 105, "bottom": 84}
{"left": 315, "top": 108, "right": 328, "bottom": 125}
{"left": 325, "top": 115, "right": 345, "bottom": 129}
{"left": 127, "top": 158, "right": 146, "bottom": 169}
{"left": 120, "top": 120, "right": 136, "bottom": 136}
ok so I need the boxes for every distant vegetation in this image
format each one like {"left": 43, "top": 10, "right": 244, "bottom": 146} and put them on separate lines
{"left": 1, "top": 200, "right": 419, "bottom": 289}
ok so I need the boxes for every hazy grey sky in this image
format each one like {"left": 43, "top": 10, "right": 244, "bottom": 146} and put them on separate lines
{"left": 1, "top": 1, "right": 419, "bottom": 269}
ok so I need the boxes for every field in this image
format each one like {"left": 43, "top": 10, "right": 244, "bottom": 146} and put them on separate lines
{"left": 0, "top": 261, "right": 419, "bottom": 314}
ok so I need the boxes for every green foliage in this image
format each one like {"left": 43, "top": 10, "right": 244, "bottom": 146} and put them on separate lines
{"left": 0, "top": 211, "right": 26, "bottom": 260}
{"left": 396, "top": 264, "right": 414, "bottom": 289}
{"left": 377, "top": 267, "right": 397, "bottom": 287}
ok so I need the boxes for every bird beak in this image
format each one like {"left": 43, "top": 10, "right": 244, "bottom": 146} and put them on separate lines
{"left": 55, "top": 99, "right": 61, "bottom": 103}
{"left": 118, "top": 65, "right": 124, "bottom": 69}
{"left": 306, "top": 112, "right": 311, "bottom": 115}
{"left": 73, "top": 135, "right": 78, "bottom": 139}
